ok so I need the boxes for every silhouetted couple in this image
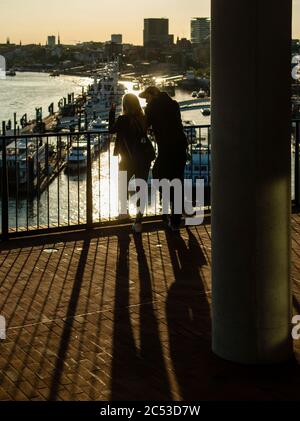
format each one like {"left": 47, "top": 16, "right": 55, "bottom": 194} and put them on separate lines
{"left": 109, "top": 86, "right": 187, "bottom": 233}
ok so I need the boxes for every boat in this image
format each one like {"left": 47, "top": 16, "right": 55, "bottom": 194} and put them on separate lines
{"left": 88, "top": 118, "right": 110, "bottom": 150}
{"left": 0, "top": 138, "right": 47, "bottom": 185}
{"left": 6, "top": 69, "right": 16, "bottom": 77}
{"left": 197, "top": 89, "right": 206, "bottom": 99}
{"left": 184, "top": 145, "right": 210, "bottom": 187}
{"left": 201, "top": 108, "right": 211, "bottom": 116}
{"left": 50, "top": 71, "right": 60, "bottom": 77}
{"left": 56, "top": 116, "right": 79, "bottom": 131}
{"left": 83, "top": 61, "right": 124, "bottom": 120}
{"left": 132, "top": 81, "right": 140, "bottom": 90}
{"left": 191, "top": 91, "right": 198, "bottom": 98}
{"left": 66, "top": 137, "right": 94, "bottom": 169}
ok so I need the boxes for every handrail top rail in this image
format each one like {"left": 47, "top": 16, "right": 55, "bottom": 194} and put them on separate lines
{"left": 1, "top": 121, "right": 300, "bottom": 140}
{"left": 0, "top": 125, "right": 212, "bottom": 140}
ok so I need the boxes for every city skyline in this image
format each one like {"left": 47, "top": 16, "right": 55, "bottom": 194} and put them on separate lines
{"left": 1, "top": 0, "right": 300, "bottom": 46}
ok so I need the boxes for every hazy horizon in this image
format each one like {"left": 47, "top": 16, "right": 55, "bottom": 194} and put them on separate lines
{"left": 1, "top": 0, "right": 300, "bottom": 46}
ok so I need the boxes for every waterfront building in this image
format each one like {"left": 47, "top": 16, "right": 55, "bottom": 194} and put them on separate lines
{"left": 191, "top": 17, "right": 210, "bottom": 44}
{"left": 143, "top": 18, "right": 174, "bottom": 48}
{"left": 47, "top": 35, "right": 56, "bottom": 47}
{"left": 111, "top": 34, "right": 122, "bottom": 44}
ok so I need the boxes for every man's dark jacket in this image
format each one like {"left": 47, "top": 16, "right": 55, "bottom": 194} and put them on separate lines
{"left": 145, "top": 92, "right": 188, "bottom": 157}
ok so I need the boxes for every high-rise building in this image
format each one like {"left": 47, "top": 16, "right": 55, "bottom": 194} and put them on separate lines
{"left": 143, "top": 18, "right": 174, "bottom": 48}
{"left": 111, "top": 34, "right": 122, "bottom": 44}
{"left": 191, "top": 18, "right": 210, "bottom": 44}
{"left": 47, "top": 35, "right": 56, "bottom": 47}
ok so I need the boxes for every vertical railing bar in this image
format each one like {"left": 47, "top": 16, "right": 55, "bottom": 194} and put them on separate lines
{"left": 199, "top": 127, "right": 202, "bottom": 185}
{"left": 190, "top": 128, "right": 193, "bottom": 189}
{"left": 15, "top": 135, "right": 18, "bottom": 232}
{"left": 57, "top": 134, "right": 60, "bottom": 227}
{"left": 46, "top": 135, "right": 50, "bottom": 229}
{"left": 208, "top": 127, "right": 211, "bottom": 207}
{"left": 86, "top": 132, "right": 93, "bottom": 228}
{"left": 77, "top": 134, "right": 80, "bottom": 224}
{"left": 108, "top": 135, "right": 111, "bottom": 221}
{"left": 98, "top": 134, "right": 101, "bottom": 222}
{"left": 67, "top": 135, "right": 70, "bottom": 226}
{"left": 36, "top": 137, "right": 40, "bottom": 230}
{"left": 26, "top": 137, "right": 29, "bottom": 231}
{"left": 154, "top": 135, "right": 158, "bottom": 217}
{"left": 295, "top": 121, "right": 300, "bottom": 207}
{"left": 1, "top": 132, "right": 9, "bottom": 240}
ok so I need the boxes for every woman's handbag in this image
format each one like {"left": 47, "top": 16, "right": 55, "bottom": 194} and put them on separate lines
{"left": 132, "top": 116, "right": 156, "bottom": 162}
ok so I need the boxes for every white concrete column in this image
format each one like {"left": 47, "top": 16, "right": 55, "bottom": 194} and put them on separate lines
{"left": 211, "top": 0, "right": 293, "bottom": 363}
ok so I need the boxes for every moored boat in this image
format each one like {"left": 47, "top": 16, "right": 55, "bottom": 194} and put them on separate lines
{"left": 66, "top": 137, "right": 95, "bottom": 169}
{"left": 6, "top": 69, "right": 16, "bottom": 76}
{"left": 50, "top": 71, "right": 60, "bottom": 77}
{"left": 0, "top": 138, "right": 46, "bottom": 185}
{"left": 88, "top": 118, "right": 110, "bottom": 150}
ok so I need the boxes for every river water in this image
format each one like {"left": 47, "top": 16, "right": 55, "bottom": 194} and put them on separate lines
{"left": 0, "top": 72, "right": 93, "bottom": 123}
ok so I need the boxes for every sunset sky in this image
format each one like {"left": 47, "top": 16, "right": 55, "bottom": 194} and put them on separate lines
{"left": 1, "top": 0, "right": 300, "bottom": 45}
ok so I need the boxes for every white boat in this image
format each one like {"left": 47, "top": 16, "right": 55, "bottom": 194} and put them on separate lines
{"left": 57, "top": 116, "right": 79, "bottom": 130}
{"left": 0, "top": 138, "right": 46, "bottom": 185}
{"left": 49, "top": 71, "right": 60, "bottom": 77}
{"left": 197, "top": 89, "right": 206, "bottom": 98}
{"left": 84, "top": 61, "right": 124, "bottom": 119}
{"left": 67, "top": 137, "right": 94, "bottom": 169}
{"left": 6, "top": 69, "right": 16, "bottom": 77}
{"left": 184, "top": 145, "right": 210, "bottom": 187}
{"left": 88, "top": 118, "right": 109, "bottom": 150}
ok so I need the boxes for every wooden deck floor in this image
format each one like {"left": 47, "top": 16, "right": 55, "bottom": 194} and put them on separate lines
{"left": 0, "top": 216, "right": 300, "bottom": 401}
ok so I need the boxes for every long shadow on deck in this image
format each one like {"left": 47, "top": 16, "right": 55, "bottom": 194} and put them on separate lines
{"left": 110, "top": 232, "right": 172, "bottom": 400}
{"left": 165, "top": 228, "right": 214, "bottom": 400}
{"left": 48, "top": 238, "right": 90, "bottom": 401}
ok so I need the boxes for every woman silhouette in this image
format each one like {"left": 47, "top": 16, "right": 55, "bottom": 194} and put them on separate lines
{"left": 109, "top": 93, "right": 154, "bottom": 233}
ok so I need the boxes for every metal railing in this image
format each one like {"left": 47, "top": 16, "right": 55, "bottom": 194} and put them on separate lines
{"left": 294, "top": 120, "right": 300, "bottom": 206}
{"left": 1, "top": 121, "right": 299, "bottom": 240}
{"left": 0, "top": 125, "right": 211, "bottom": 239}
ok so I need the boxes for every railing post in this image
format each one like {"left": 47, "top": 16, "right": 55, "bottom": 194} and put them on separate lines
{"left": 13, "top": 112, "right": 17, "bottom": 136}
{"left": 295, "top": 121, "right": 300, "bottom": 208}
{"left": 1, "top": 132, "right": 9, "bottom": 241}
{"left": 86, "top": 133, "right": 93, "bottom": 229}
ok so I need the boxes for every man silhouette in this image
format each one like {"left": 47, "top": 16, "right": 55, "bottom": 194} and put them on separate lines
{"left": 140, "top": 86, "right": 188, "bottom": 230}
